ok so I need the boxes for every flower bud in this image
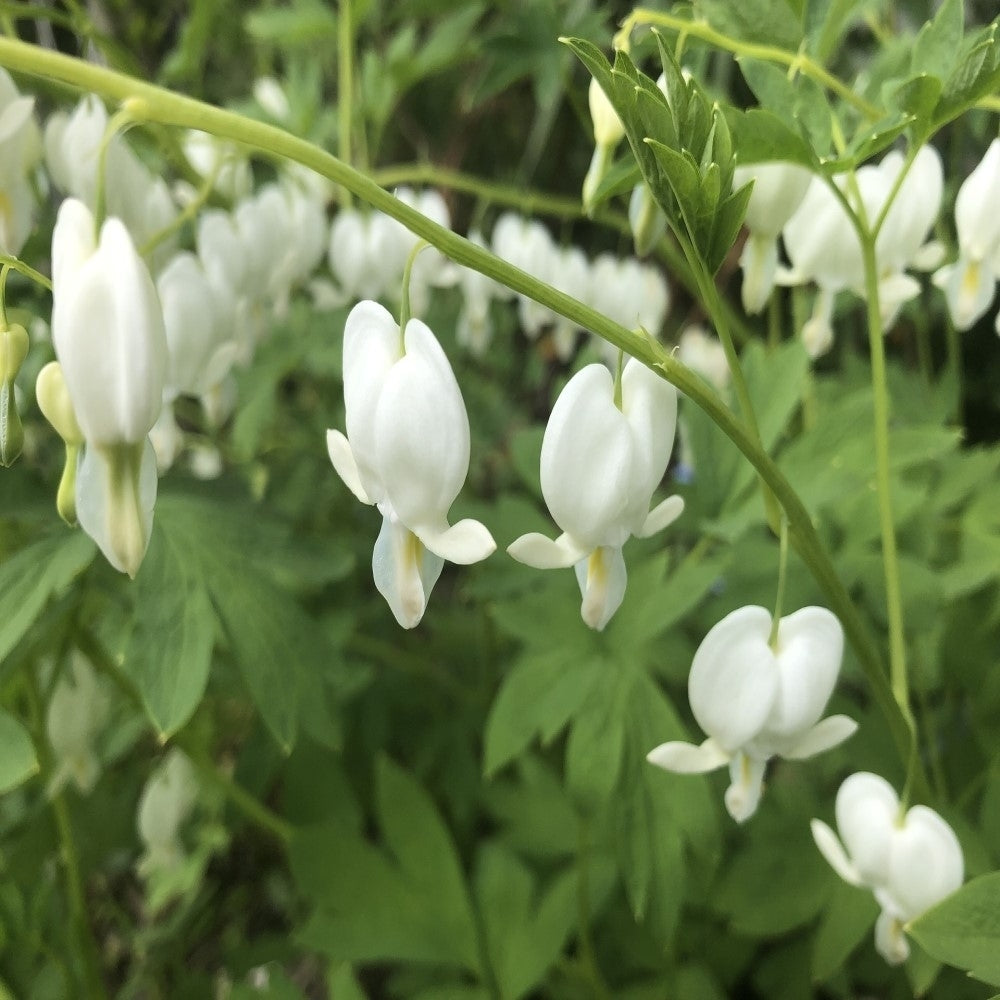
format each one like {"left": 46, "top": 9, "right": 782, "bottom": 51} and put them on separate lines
{"left": 0, "top": 323, "right": 28, "bottom": 466}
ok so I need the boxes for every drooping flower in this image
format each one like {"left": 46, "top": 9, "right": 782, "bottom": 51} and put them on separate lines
{"left": 811, "top": 772, "right": 964, "bottom": 964}
{"left": 932, "top": 139, "right": 1000, "bottom": 330}
{"left": 46, "top": 651, "right": 109, "bottom": 796}
{"left": 50, "top": 198, "right": 167, "bottom": 577}
{"left": 732, "top": 161, "right": 812, "bottom": 314}
{"left": 508, "top": 359, "right": 683, "bottom": 630}
{"left": 648, "top": 605, "right": 856, "bottom": 821}
{"left": 781, "top": 146, "right": 943, "bottom": 356}
{"left": 327, "top": 301, "right": 495, "bottom": 627}
{"left": 137, "top": 750, "right": 200, "bottom": 878}
{"left": 0, "top": 67, "right": 41, "bottom": 255}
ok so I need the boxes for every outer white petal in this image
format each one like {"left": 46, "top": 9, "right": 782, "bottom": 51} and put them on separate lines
{"left": 886, "top": 805, "right": 963, "bottom": 922}
{"left": 762, "top": 606, "right": 844, "bottom": 740}
{"left": 342, "top": 300, "right": 402, "bottom": 501}
{"left": 811, "top": 818, "right": 866, "bottom": 887}
{"left": 783, "top": 178, "right": 862, "bottom": 292}
{"left": 326, "top": 429, "right": 372, "bottom": 504}
{"left": 372, "top": 516, "right": 444, "bottom": 629}
{"left": 688, "top": 605, "right": 778, "bottom": 754}
{"left": 375, "top": 318, "right": 470, "bottom": 532}
{"left": 507, "top": 531, "right": 589, "bottom": 569}
{"left": 575, "top": 544, "right": 626, "bottom": 631}
{"left": 835, "top": 771, "right": 898, "bottom": 888}
{"left": 876, "top": 145, "right": 943, "bottom": 273}
{"left": 647, "top": 737, "right": 729, "bottom": 774}
{"left": 740, "top": 233, "right": 779, "bottom": 314}
{"left": 55, "top": 218, "right": 167, "bottom": 444}
{"left": 540, "top": 364, "right": 633, "bottom": 549}
{"left": 734, "top": 162, "right": 813, "bottom": 238}
{"left": 414, "top": 519, "right": 495, "bottom": 565}
{"left": 51, "top": 198, "right": 96, "bottom": 310}
{"left": 638, "top": 494, "right": 684, "bottom": 538}
{"left": 620, "top": 358, "right": 678, "bottom": 534}
{"left": 955, "top": 139, "right": 1000, "bottom": 261}
{"left": 779, "top": 714, "right": 858, "bottom": 760}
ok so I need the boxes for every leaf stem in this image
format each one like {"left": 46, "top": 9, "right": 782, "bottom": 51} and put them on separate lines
{"left": 617, "top": 9, "right": 882, "bottom": 120}
{"left": 337, "top": 0, "right": 353, "bottom": 207}
{"left": 0, "top": 251, "right": 53, "bottom": 291}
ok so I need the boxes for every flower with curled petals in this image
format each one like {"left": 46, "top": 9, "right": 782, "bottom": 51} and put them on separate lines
{"left": 811, "top": 772, "right": 964, "bottom": 965}
{"left": 647, "top": 605, "right": 856, "bottom": 822}
{"left": 508, "top": 359, "right": 683, "bottom": 631}
{"left": 326, "top": 301, "right": 495, "bottom": 628}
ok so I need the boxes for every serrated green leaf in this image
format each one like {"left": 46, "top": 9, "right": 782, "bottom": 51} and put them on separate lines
{"left": 0, "top": 709, "right": 37, "bottom": 793}
{"left": 0, "top": 531, "right": 94, "bottom": 667}
{"left": 695, "top": 0, "right": 803, "bottom": 50}
{"left": 292, "top": 758, "right": 481, "bottom": 972}
{"left": 912, "top": 0, "right": 963, "bottom": 80}
{"left": 908, "top": 872, "right": 1000, "bottom": 986}
{"left": 724, "top": 108, "right": 816, "bottom": 169}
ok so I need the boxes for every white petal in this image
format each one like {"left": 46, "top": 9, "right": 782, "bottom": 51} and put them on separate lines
{"left": 575, "top": 544, "right": 627, "bottom": 631}
{"left": 724, "top": 751, "right": 767, "bottom": 823}
{"left": 647, "top": 737, "right": 729, "bottom": 774}
{"left": 780, "top": 714, "right": 858, "bottom": 759}
{"left": 811, "top": 818, "right": 866, "bottom": 887}
{"left": 620, "top": 358, "right": 678, "bottom": 533}
{"left": 688, "top": 605, "right": 777, "bottom": 754}
{"left": 955, "top": 139, "right": 1000, "bottom": 261}
{"left": 911, "top": 239, "right": 946, "bottom": 272}
{"left": 375, "top": 319, "right": 470, "bottom": 529}
{"left": 637, "top": 494, "right": 685, "bottom": 538}
{"left": 326, "top": 429, "right": 372, "bottom": 505}
{"left": 875, "top": 908, "right": 910, "bottom": 965}
{"left": 763, "top": 606, "right": 844, "bottom": 740}
{"left": 372, "top": 516, "right": 444, "bottom": 629}
{"left": 740, "top": 233, "right": 779, "bottom": 315}
{"left": 51, "top": 198, "right": 96, "bottom": 301}
{"left": 342, "top": 299, "right": 401, "bottom": 500}
{"left": 507, "top": 531, "right": 589, "bottom": 569}
{"left": 933, "top": 258, "right": 997, "bottom": 331}
{"left": 835, "top": 771, "right": 899, "bottom": 888}
{"left": 876, "top": 145, "right": 942, "bottom": 273}
{"left": 415, "top": 518, "right": 495, "bottom": 565}
{"left": 877, "top": 272, "right": 921, "bottom": 329}
{"left": 887, "top": 805, "right": 964, "bottom": 921}
{"left": 540, "top": 364, "right": 634, "bottom": 549}
{"left": 735, "top": 162, "right": 812, "bottom": 237}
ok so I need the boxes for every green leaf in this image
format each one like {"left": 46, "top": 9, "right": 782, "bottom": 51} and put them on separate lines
{"left": 933, "top": 23, "right": 1000, "bottom": 128}
{"left": 911, "top": 0, "right": 963, "bottom": 80}
{"left": 474, "top": 845, "right": 578, "bottom": 1000}
{"left": 127, "top": 520, "right": 215, "bottom": 738}
{"left": 243, "top": 0, "right": 337, "bottom": 46}
{"left": 695, "top": 0, "right": 803, "bottom": 50}
{"left": 737, "top": 58, "right": 831, "bottom": 156}
{"left": 483, "top": 651, "right": 603, "bottom": 777}
{"left": 0, "top": 709, "right": 37, "bottom": 793}
{"left": 0, "top": 531, "right": 94, "bottom": 666}
{"left": 811, "top": 880, "right": 879, "bottom": 982}
{"left": 292, "top": 758, "right": 481, "bottom": 972}
{"left": 908, "top": 872, "right": 1000, "bottom": 986}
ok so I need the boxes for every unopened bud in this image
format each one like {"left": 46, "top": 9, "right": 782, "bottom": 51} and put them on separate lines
{"left": 0, "top": 324, "right": 28, "bottom": 467}
{"left": 629, "top": 183, "right": 667, "bottom": 257}
{"left": 36, "top": 361, "right": 83, "bottom": 445}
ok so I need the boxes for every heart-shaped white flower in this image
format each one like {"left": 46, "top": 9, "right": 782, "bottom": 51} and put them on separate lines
{"left": 648, "top": 605, "right": 856, "bottom": 821}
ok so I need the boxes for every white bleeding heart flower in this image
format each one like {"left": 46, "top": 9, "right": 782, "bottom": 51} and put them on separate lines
{"left": 327, "top": 301, "right": 495, "bottom": 628}
{"left": 137, "top": 750, "right": 200, "bottom": 877}
{"left": 811, "top": 771, "right": 964, "bottom": 965}
{"left": 732, "top": 161, "right": 812, "bottom": 314}
{"left": 933, "top": 139, "right": 1000, "bottom": 330}
{"left": 51, "top": 198, "right": 167, "bottom": 578}
{"left": 648, "top": 605, "right": 855, "bottom": 822}
{"left": 508, "top": 359, "right": 683, "bottom": 630}
{"left": 782, "top": 147, "right": 942, "bottom": 355}
{"left": 46, "top": 651, "right": 109, "bottom": 797}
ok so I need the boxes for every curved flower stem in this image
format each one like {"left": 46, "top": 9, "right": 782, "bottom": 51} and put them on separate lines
{"left": 337, "top": 0, "right": 354, "bottom": 208}
{"left": 616, "top": 9, "right": 883, "bottom": 120}
{"left": 0, "top": 251, "right": 53, "bottom": 291}
{"left": 0, "top": 36, "right": 922, "bottom": 792}
{"left": 139, "top": 155, "right": 221, "bottom": 257}
{"left": 768, "top": 514, "right": 789, "bottom": 648}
